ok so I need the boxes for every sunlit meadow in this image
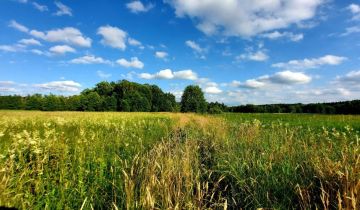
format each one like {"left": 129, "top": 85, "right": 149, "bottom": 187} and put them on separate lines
{"left": 0, "top": 111, "right": 359, "bottom": 209}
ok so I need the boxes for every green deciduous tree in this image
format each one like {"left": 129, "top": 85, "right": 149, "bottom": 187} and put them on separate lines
{"left": 180, "top": 85, "right": 207, "bottom": 113}
{"left": 80, "top": 92, "right": 102, "bottom": 111}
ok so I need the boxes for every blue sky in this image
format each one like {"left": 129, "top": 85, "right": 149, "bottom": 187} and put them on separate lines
{"left": 0, "top": 0, "right": 359, "bottom": 105}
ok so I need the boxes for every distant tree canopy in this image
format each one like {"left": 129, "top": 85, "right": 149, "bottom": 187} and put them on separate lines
{"left": 0, "top": 80, "right": 177, "bottom": 112}
{"left": 180, "top": 85, "right": 207, "bottom": 113}
{"left": 0, "top": 81, "right": 360, "bottom": 114}
{"left": 229, "top": 100, "right": 360, "bottom": 115}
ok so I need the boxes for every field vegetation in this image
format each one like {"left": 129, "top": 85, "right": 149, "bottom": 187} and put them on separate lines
{"left": 0, "top": 111, "right": 359, "bottom": 209}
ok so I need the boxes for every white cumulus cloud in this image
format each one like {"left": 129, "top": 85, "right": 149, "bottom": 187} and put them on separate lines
{"left": 347, "top": 4, "right": 360, "bottom": 20}
{"left": 155, "top": 51, "right": 168, "bottom": 59}
{"left": 98, "top": 26, "right": 127, "bottom": 50}
{"left": 18, "top": 38, "right": 42, "bottom": 46}
{"left": 204, "top": 86, "right": 222, "bottom": 94}
{"left": 237, "top": 50, "right": 269, "bottom": 62}
{"left": 30, "top": 27, "right": 92, "bottom": 47}
{"left": 165, "top": 0, "right": 325, "bottom": 37}
{"left": 139, "top": 69, "right": 198, "bottom": 80}
{"left": 49, "top": 45, "right": 76, "bottom": 55}
{"left": 265, "top": 70, "right": 312, "bottom": 84}
{"left": 126, "top": 1, "right": 153, "bottom": 13}
{"left": 261, "top": 31, "right": 304, "bottom": 42}
{"left": 70, "top": 55, "right": 112, "bottom": 65}
{"left": 117, "top": 57, "right": 144, "bottom": 69}
{"left": 231, "top": 79, "right": 266, "bottom": 89}
{"left": 272, "top": 55, "right": 347, "bottom": 70}
{"left": 232, "top": 71, "right": 311, "bottom": 89}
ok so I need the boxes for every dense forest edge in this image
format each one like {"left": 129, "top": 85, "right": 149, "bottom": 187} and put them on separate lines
{"left": 0, "top": 80, "right": 359, "bottom": 114}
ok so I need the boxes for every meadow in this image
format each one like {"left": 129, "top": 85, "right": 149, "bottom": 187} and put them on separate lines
{"left": 0, "top": 111, "right": 359, "bottom": 209}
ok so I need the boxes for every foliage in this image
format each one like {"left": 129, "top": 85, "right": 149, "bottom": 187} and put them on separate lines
{"left": 0, "top": 80, "right": 177, "bottom": 112}
{"left": 229, "top": 100, "right": 360, "bottom": 114}
{"left": 180, "top": 85, "right": 207, "bottom": 113}
{"left": 208, "top": 102, "right": 227, "bottom": 114}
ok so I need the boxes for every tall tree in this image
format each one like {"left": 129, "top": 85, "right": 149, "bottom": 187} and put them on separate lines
{"left": 180, "top": 85, "right": 207, "bottom": 113}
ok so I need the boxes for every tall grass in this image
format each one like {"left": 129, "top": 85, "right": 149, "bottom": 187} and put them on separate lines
{"left": 0, "top": 111, "right": 359, "bottom": 209}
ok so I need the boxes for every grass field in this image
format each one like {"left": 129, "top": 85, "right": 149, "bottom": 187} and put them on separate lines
{"left": 0, "top": 111, "right": 359, "bottom": 209}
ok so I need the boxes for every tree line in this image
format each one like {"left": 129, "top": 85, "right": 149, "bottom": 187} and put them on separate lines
{"left": 0, "top": 80, "right": 177, "bottom": 112}
{"left": 0, "top": 80, "right": 359, "bottom": 114}
{"left": 229, "top": 101, "right": 360, "bottom": 115}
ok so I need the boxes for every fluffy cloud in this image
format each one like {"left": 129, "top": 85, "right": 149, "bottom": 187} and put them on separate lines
{"left": 97, "top": 70, "right": 112, "bottom": 79}
{"left": 261, "top": 31, "right": 304, "bottom": 42}
{"left": 117, "top": 57, "right": 144, "bottom": 69}
{"left": 49, "top": 45, "right": 76, "bottom": 55}
{"left": 0, "top": 38, "right": 42, "bottom": 53}
{"left": 155, "top": 51, "right": 168, "bottom": 59}
{"left": 33, "top": 2, "right": 48, "bottom": 12}
{"left": 174, "top": 70, "right": 198, "bottom": 80}
{"left": 34, "top": 81, "right": 81, "bottom": 92}
{"left": 54, "top": 1, "right": 72, "bottom": 16}
{"left": 30, "top": 27, "right": 92, "bottom": 47}
{"left": 10, "top": 24, "right": 89, "bottom": 48}
{"left": 204, "top": 86, "right": 222, "bottom": 94}
{"left": 237, "top": 50, "right": 269, "bottom": 62}
{"left": 232, "top": 70, "right": 311, "bottom": 89}
{"left": 139, "top": 69, "right": 198, "bottom": 80}
{"left": 272, "top": 55, "right": 347, "bottom": 70}
{"left": 347, "top": 4, "right": 360, "bottom": 20}
{"left": 264, "top": 71, "right": 312, "bottom": 84}
{"left": 215, "top": 71, "right": 360, "bottom": 105}
{"left": 231, "top": 79, "right": 266, "bottom": 89}
{"left": 98, "top": 26, "right": 127, "bottom": 50}
{"left": 18, "top": 38, "right": 42, "bottom": 46}
{"left": 166, "top": 0, "right": 324, "bottom": 37}
{"left": 70, "top": 55, "right": 112, "bottom": 65}
{"left": 9, "top": 20, "right": 29, "bottom": 33}
{"left": 140, "top": 69, "right": 173, "bottom": 80}
{"left": 126, "top": 1, "right": 153, "bottom": 13}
